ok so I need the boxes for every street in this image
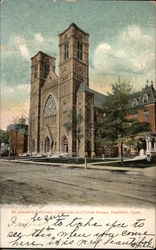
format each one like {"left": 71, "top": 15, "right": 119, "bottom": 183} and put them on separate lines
{"left": 0, "top": 160, "right": 155, "bottom": 207}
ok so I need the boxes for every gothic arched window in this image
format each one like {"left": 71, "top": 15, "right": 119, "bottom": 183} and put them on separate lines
{"left": 86, "top": 104, "right": 91, "bottom": 123}
{"left": 62, "top": 101, "right": 67, "bottom": 121}
{"left": 44, "top": 59, "right": 50, "bottom": 78}
{"left": 34, "top": 62, "right": 38, "bottom": 79}
{"left": 44, "top": 95, "right": 56, "bottom": 117}
{"left": 78, "top": 67, "right": 83, "bottom": 81}
{"left": 64, "top": 37, "right": 69, "bottom": 60}
{"left": 77, "top": 36, "right": 83, "bottom": 60}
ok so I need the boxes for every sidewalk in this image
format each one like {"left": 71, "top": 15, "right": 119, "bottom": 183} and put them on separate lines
{"left": 1, "top": 158, "right": 155, "bottom": 176}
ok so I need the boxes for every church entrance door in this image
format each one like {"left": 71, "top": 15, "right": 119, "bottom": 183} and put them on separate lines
{"left": 45, "top": 137, "right": 50, "bottom": 153}
{"left": 62, "top": 136, "right": 68, "bottom": 153}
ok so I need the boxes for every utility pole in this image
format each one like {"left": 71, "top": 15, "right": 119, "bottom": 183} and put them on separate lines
{"left": 8, "top": 137, "right": 11, "bottom": 161}
{"left": 29, "top": 118, "right": 32, "bottom": 161}
{"left": 85, "top": 157, "right": 87, "bottom": 169}
{"left": 25, "top": 114, "right": 33, "bottom": 161}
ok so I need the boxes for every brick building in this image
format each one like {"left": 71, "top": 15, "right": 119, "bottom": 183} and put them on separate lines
{"left": 7, "top": 117, "right": 28, "bottom": 155}
{"left": 123, "top": 83, "right": 156, "bottom": 157}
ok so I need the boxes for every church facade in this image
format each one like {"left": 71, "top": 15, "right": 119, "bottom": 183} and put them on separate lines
{"left": 28, "top": 23, "right": 106, "bottom": 157}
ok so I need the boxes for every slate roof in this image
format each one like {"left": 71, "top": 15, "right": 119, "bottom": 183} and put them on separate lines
{"left": 77, "top": 82, "right": 107, "bottom": 109}
{"left": 77, "top": 82, "right": 156, "bottom": 109}
{"left": 131, "top": 84, "right": 156, "bottom": 107}
{"left": 7, "top": 123, "right": 28, "bottom": 133}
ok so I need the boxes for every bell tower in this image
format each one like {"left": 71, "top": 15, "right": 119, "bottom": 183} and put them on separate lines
{"left": 28, "top": 51, "right": 56, "bottom": 153}
{"left": 58, "top": 23, "right": 89, "bottom": 156}
{"left": 59, "top": 23, "right": 89, "bottom": 91}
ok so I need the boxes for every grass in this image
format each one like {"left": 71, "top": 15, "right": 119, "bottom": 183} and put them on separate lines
{"left": 32, "top": 157, "right": 118, "bottom": 164}
{"left": 94, "top": 160, "right": 155, "bottom": 168}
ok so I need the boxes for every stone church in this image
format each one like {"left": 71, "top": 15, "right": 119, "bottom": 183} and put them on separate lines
{"left": 28, "top": 23, "right": 106, "bottom": 157}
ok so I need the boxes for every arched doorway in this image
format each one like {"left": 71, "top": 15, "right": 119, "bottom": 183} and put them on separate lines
{"left": 62, "top": 135, "right": 68, "bottom": 153}
{"left": 45, "top": 137, "right": 50, "bottom": 153}
{"left": 87, "top": 140, "right": 91, "bottom": 157}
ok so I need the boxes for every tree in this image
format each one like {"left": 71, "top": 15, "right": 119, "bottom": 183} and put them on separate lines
{"left": 0, "top": 129, "right": 9, "bottom": 145}
{"left": 64, "top": 109, "right": 83, "bottom": 161}
{"left": 0, "top": 129, "right": 9, "bottom": 156}
{"left": 99, "top": 82, "right": 151, "bottom": 163}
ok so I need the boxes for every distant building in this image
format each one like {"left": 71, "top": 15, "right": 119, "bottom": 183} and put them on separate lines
{"left": 7, "top": 117, "right": 28, "bottom": 155}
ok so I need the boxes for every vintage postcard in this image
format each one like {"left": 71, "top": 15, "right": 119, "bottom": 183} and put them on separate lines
{"left": 0, "top": 0, "right": 156, "bottom": 249}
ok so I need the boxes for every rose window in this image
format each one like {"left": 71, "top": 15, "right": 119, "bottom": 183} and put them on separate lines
{"left": 44, "top": 95, "right": 56, "bottom": 116}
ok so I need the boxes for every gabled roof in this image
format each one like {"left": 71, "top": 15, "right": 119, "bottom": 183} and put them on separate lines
{"left": 77, "top": 82, "right": 107, "bottom": 109}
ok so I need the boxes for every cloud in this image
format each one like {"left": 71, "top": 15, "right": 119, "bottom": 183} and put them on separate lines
{"left": 1, "top": 82, "right": 30, "bottom": 129}
{"left": 34, "top": 33, "right": 44, "bottom": 43}
{"left": 66, "top": 0, "right": 77, "bottom": 2}
{"left": 19, "top": 44, "right": 30, "bottom": 60}
{"left": 93, "top": 25, "right": 155, "bottom": 78}
{"left": 1, "top": 82, "right": 30, "bottom": 106}
{"left": 2, "top": 33, "right": 58, "bottom": 59}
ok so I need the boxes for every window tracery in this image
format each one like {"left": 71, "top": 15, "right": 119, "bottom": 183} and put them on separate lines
{"left": 34, "top": 62, "right": 38, "bottom": 79}
{"left": 77, "top": 36, "right": 83, "bottom": 60}
{"left": 64, "top": 36, "right": 69, "bottom": 60}
{"left": 44, "top": 59, "right": 50, "bottom": 78}
{"left": 44, "top": 95, "right": 56, "bottom": 117}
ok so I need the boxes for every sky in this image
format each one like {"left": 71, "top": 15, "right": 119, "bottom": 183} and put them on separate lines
{"left": 0, "top": 0, "right": 155, "bottom": 129}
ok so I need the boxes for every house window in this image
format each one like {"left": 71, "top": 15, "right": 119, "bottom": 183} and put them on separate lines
{"left": 133, "top": 113, "right": 138, "bottom": 122}
{"left": 151, "top": 138, "right": 155, "bottom": 149}
{"left": 144, "top": 110, "right": 148, "bottom": 121}
{"left": 64, "top": 37, "right": 69, "bottom": 60}
{"left": 123, "top": 144, "right": 127, "bottom": 153}
{"left": 77, "top": 36, "right": 83, "bottom": 60}
{"left": 132, "top": 98, "right": 138, "bottom": 107}
{"left": 34, "top": 63, "right": 38, "bottom": 79}
{"left": 143, "top": 94, "right": 148, "bottom": 104}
